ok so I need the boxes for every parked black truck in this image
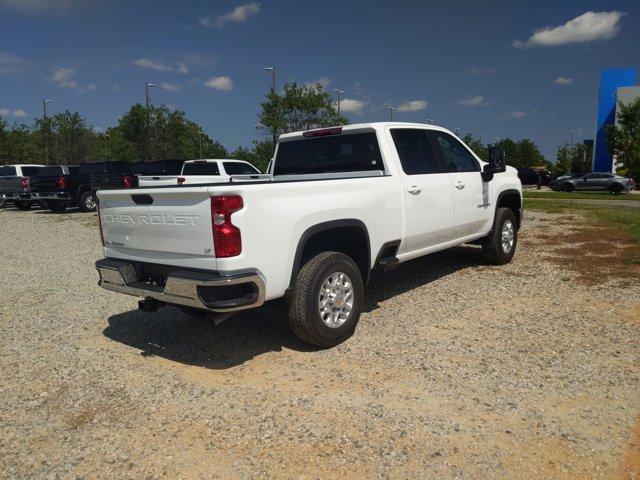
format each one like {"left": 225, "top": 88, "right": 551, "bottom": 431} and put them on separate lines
{"left": 31, "top": 160, "right": 184, "bottom": 212}
{"left": 30, "top": 162, "right": 135, "bottom": 212}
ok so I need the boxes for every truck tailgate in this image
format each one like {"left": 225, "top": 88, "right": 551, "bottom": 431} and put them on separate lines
{"left": 98, "top": 187, "right": 216, "bottom": 264}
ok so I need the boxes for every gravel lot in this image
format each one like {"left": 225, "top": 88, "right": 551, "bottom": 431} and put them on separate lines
{"left": 1, "top": 206, "right": 639, "bottom": 479}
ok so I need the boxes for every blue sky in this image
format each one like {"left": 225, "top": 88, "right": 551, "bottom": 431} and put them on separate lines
{"left": 1, "top": 0, "right": 639, "bottom": 161}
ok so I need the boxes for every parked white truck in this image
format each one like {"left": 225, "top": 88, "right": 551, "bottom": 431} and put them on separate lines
{"left": 137, "top": 159, "right": 265, "bottom": 187}
{"left": 96, "top": 123, "right": 522, "bottom": 347}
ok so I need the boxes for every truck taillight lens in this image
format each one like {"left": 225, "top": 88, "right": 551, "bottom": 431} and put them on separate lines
{"left": 177, "top": 177, "right": 185, "bottom": 185}
{"left": 57, "top": 176, "right": 67, "bottom": 189}
{"left": 211, "top": 195, "right": 243, "bottom": 257}
{"left": 20, "top": 177, "right": 29, "bottom": 190}
{"left": 123, "top": 175, "right": 134, "bottom": 188}
{"left": 97, "top": 203, "right": 105, "bottom": 246}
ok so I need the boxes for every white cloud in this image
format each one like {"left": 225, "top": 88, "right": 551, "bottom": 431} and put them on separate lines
{"left": 0, "top": 50, "right": 30, "bottom": 76}
{"left": 513, "top": 11, "right": 623, "bottom": 48}
{"left": 552, "top": 76, "right": 573, "bottom": 85}
{"left": 468, "top": 65, "right": 497, "bottom": 75}
{"left": 397, "top": 100, "right": 428, "bottom": 112}
{"left": 507, "top": 111, "right": 526, "bottom": 119}
{"left": 160, "top": 82, "right": 181, "bottom": 92}
{"left": 0, "top": 107, "right": 28, "bottom": 118}
{"left": 50, "top": 67, "right": 96, "bottom": 93}
{"left": 51, "top": 66, "right": 78, "bottom": 88}
{"left": 0, "top": 0, "right": 82, "bottom": 14}
{"left": 200, "top": 2, "right": 261, "bottom": 28}
{"left": 204, "top": 76, "right": 234, "bottom": 91}
{"left": 133, "top": 58, "right": 189, "bottom": 75}
{"left": 339, "top": 98, "right": 367, "bottom": 114}
{"left": 304, "top": 76, "right": 331, "bottom": 88}
{"left": 458, "top": 95, "right": 490, "bottom": 107}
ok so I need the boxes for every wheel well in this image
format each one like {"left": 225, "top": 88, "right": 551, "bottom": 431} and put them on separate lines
{"left": 291, "top": 222, "right": 371, "bottom": 289}
{"left": 497, "top": 191, "right": 522, "bottom": 229}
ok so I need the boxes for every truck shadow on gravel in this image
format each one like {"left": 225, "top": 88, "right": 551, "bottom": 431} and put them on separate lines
{"left": 103, "top": 245, "right": 485, "bottom": 369}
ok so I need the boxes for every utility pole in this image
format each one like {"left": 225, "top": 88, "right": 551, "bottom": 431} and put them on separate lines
{"left": 199, "top": 132, "right": 203, "bottom": 158}
{"left": 262, "top": 67, "right": 276, "bottom": 148}
{"left": 43, "top": 99, "right": 53, "bottom": 165}
{"left": 570, "top": 129, "right": 576, "bottom": 146}
{"left": 333, "top": 89, "right": 345, "bottom": 115}
{"left": 387, "top": 106, "right": 395, "bottom": 122}
{"left": 145, "top": 82, "right": 157, "bottom": 108}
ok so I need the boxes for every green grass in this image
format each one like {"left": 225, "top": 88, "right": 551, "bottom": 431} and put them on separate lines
{"left": 525, "top": 199, "right": 640, "bottom": 246}
{"left": 523, "top": 190, "right": 640, "bottom": 201}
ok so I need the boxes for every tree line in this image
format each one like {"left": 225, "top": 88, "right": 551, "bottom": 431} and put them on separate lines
{"left": 2, "top": 80, "right": 637, "bottom": 177}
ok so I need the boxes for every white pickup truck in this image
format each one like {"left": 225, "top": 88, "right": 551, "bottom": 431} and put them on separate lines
{"left": 137, "top": 159, "right": 265, "bottom": 187}
{"left": 96, "top": 123, "right": 522, "bottom": 347}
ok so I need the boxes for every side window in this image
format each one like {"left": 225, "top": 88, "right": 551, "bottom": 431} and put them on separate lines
{"left": 0, "top": 166, "right": 17, "bottom": 176}
{"left": 390, "top": 129, "right": 439, "bottom": 175}
{"left": 430, "top": 131, "right": 479, "bottom": 173}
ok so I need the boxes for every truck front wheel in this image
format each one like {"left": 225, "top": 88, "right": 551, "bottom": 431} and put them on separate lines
{"left": 288, "top": 251, "right": 363, "bottom": 348}
{"left": 482, "top": 207, "right": 518, "bottom": 265}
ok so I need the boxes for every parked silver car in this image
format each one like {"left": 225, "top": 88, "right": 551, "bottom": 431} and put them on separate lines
{"left": 550, "top": 172, "right": 633, "bottom": 193}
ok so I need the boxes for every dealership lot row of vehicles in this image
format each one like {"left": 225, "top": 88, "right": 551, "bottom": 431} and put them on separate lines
{"left": 0, "top": 159, "right": 263, "bottom": 212}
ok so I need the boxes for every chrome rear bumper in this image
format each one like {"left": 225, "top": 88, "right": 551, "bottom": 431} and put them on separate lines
{"left": 95, "top": 259, "right": 265, "bottom": 313}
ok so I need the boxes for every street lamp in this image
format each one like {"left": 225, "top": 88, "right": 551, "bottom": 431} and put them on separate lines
{"left": 387, "top": 106, "right": 396, "bottom": 122}
{"left": 333, "top": 89, "right": 345, "bottom": 115}
{"left": 199, "top": 131, "right": 203, "bottom": 158}
{"left": 570, "top": 129, "right": 576, "bottom": 146}
{"left": 43, "top": 99, "right": 53, "bottom": 165}
{"left": 262, "top": 67, "right": 276, "bottom": 147}
{"left": 426, "top": 118, "right": 434, "bottom": 124}
{"left": 145, "top": 82, "right": 157, "bottom": 108}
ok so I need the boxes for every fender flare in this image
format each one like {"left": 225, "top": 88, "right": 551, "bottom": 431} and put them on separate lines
{"left": 287, "top": 219, "right": 371, "bottom": 291}
{"left": 495, "top": 188, "right": 522, "bottom": 229}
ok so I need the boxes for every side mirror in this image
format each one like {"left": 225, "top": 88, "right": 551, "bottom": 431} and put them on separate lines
{"left": 482, "top": 145, "right": 506, "bottom": 181}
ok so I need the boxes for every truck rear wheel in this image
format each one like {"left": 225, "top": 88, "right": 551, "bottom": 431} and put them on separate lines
{"left": 482, "top": 207, "right": 517, "bottom": 265}
{"left": 288, "top": 251, "right": 363, "bottom": 348}
{"left": 78, "top": 191, "right": 97, "bottom": 212}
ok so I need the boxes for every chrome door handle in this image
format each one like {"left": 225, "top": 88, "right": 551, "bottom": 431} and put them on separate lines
{"left": 455, "top": 181, "right": 465, "bottom": 189}
{"left": 408, "top": 186, "right": 421, "bottom": 195}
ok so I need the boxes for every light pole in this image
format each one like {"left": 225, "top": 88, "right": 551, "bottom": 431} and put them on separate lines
{"left": 387, "top": 106, "right": 395, "bottom": 122}
{"left": 43, "top": 99, "right": 53, "bottom": 165}
{"left": 333, "top": 89, "right": 345, "bottom": 115}
{"left": 262, "top": 67, "right": 276, "bottom": 147}
{"left": 570, "top": 129, "right": 576, "bottom": 146}
{"left": 145, "top": 82, "right": 157, "bottom": 108}
{"left": 199, "top": 131, "right": 203, "bottom": 158}
{"left": 426, "top": 118, "right": 434, "bottom": 124}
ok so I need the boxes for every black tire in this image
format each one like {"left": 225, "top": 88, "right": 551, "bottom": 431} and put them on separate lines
{"left": 482, "top": 207, "right": 518, "bottom": 265}
{"left": 78, "top": 191, "right": 96, "bottom": 212}
{"left": 288, "top": 251, "right": 363, "bottom": 348}
{"left": 47, "top": 201, "right": 67, "bottom": 213}
{"left": 562, "top": 183, "right": 574, "bottom": 192}
{"left": 13, "top": 200, "right": 32, "bottom": 210}
{"left": 609, "top": 183, "right": 623, "bottom": 194}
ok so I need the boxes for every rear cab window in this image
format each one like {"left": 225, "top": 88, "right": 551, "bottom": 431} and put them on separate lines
{"left": 20, "top": 167, "right": 42, "bottom": 176}
{"left": 0, "top": 166, "right": 17, "bottom": 176}
{"left": 79, "top": 163, "right": 109, "bottom": 174}
{"left": 181, "top": 162, "right": 220, "bottom": 175}
{"left": 222, "top": 162, "right": 260, "bottom": 175}
{"left": 37, "top": 166, "right": 64, "bottom": 176}
{"left": 274, "top": 131, "right": 384, "bottom": 176}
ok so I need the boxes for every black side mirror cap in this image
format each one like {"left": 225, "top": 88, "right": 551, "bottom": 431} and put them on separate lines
{"left": 482, "top": 145, "right": 506, "bottom": 181}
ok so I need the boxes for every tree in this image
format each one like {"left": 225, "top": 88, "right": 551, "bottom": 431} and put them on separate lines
{"left": 493, "top": 138, "right": 547, "bottom": 169}
{"left": 258, "top": 82, "right": 347, "bottom": 140}
{"left": 553, "top": 143, "right": 591, "bottom": 176}
{"left": 229, "top": 140, "right": 274, "bottom": 173}
{"left": 606, "top": 97, "right": 640, "bottom": 179}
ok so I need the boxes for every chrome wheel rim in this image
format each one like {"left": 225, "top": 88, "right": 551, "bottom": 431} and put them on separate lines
{"left": 85, "top": 195, "right": 96, "bottom": 210}
{"left": 501, "top": 219, "right": 515, "bottom": 253}
{"left": 318, "top": 272, "right": 354, "bottom": 328}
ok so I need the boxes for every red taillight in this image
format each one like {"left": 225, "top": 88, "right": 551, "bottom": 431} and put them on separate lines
{"left": 211, "top": 195, "right": 243, "bottom": 257}
{"left": 57, "top": 176, "right": 67, "bottom": 189}
{"left": 177, "top": 177, "right": 185, "bottom": 185}
{"left": 302, "top": 127, "right": 342, "bottom": 138}
{"left": 97, "top": 203, "right": 105, "bottom": 246}
{"left": 20, "top": 177, "right": 29, "bottom": 190}
{"left": 123, "top": 175, "right": 134, "bottom": 188}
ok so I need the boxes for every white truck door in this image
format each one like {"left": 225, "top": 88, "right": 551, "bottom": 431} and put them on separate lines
{"left": 429, "top": 130, "right": 491, "bottom": 238}
{"left": 389, "top": 128, "right": 455, "bottom": 252}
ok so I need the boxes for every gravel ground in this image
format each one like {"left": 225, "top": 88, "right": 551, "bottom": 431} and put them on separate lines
{"left": 1, "top": 205, "right": 639, "bottom": 479}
